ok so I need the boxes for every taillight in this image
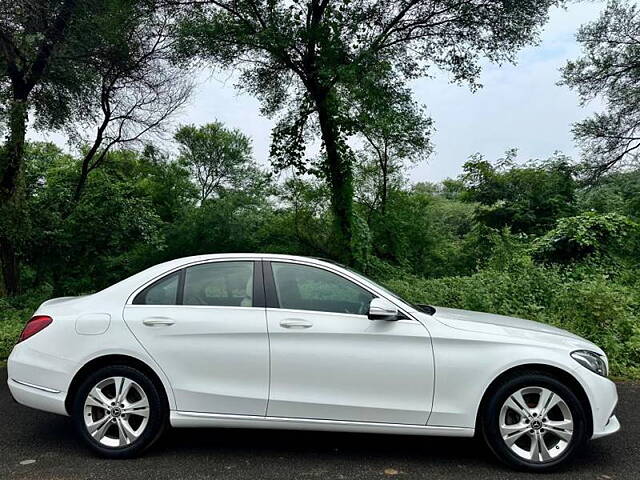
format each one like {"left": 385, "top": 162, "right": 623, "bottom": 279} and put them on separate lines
{"left": 18, "top": 315, "right": 53, "bottom": 343}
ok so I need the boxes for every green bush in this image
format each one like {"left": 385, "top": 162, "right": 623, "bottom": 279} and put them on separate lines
{"left": 0, "top": 286, "right": 53, "bottom": 360}
{"left": 384, "top": 263, "right": 640, "bottom": 379}
{"left": 532, "top": 212, "right": 640, "bottom": 264}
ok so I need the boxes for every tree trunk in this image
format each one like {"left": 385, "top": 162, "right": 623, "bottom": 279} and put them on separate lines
{"left": 0, "top": 236, "right": 19, "bottom": 296}
{"left": 314, "top": 90, "right": 354, "bottom": 263}
{"left": 0, "top": 97, "right": 28, "bottom": 200}
{"left": 0, "top": 96, "right": 28, "bottom": 295}
{"left": 380, "top": 152, "right": 388, "bottom": 214}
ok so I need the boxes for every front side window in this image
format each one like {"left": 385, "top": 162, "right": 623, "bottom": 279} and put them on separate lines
{"left": 183, "top": 261, "right": 254, "bottom": 307}
{"left": 271, "top": 262, "right": 374, "bottom": 315}
{"left": 133, "top": 271, "right": 180, "bottom": 305}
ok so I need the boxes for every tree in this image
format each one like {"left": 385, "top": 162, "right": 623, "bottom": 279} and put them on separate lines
{"left": 0, "top": 0, "right": 82, "bottom": 294}
{"left": 561, "top": 0, "right": 640, "bottom": 179}
{"left": 460, "top": 151, "right": 578, "bottom": 235}
{"left": 0, "top": 0, "right": 80, "bottom": 202}
{"left": 533, "top": 212, "right": 639, "bottom": 264}
{"left": 355, "top": 79, "right": 432, "bottom": 214}
{"left": 70, "top": 5, "right": 192, "bottom": 201}
{"left": 176, "top": 0, "right": 560, "bottom": 263}
{"left": 23, "top": 145, "right": 168, "bottom": 293}
{"left": 175, "top": 122, "right": 267, "bottom": 202}
{"left": 0, "top": 0, "right": 183, "bottom": 293}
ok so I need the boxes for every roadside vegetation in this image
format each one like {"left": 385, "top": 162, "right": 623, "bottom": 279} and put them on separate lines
{"left": 1, "top": 1, "right": 640, "bottom": 377}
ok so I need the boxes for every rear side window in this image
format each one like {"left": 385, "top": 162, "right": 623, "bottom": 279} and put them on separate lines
{"left": 183, "top": 261, "right": 254, "bottom": 307}
{"left": 133, "top": 271, "right": 180, "bottom": 305}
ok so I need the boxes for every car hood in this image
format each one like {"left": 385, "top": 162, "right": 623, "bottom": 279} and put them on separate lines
{"left": 430, "top": 306, "right": 601, "bottom": 352}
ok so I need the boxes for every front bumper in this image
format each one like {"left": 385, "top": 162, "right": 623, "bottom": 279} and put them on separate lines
{"left": 593, "top": 414, "right": 620, "bottom": 439}
{"left": 573, "top": 364, "right": 620, "bottom": 439}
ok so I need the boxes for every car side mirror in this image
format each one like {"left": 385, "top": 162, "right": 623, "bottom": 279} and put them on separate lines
{"left": 368, "top": 297, "right": 399, "bottom": 321}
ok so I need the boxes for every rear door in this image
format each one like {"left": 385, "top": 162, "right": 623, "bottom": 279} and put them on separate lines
{"left": 264, "top": 260, "right": 434, "bottom": 425}
{"left": 123, "top": 259, "right": 269, "bottom": 415}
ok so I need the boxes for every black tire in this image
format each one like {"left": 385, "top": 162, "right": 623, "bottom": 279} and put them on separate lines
{"left": 72, "top": 365, "right": 167, "bottom": 458}
{"left": 481, "top": 371, "right": 589, "bottom": 472}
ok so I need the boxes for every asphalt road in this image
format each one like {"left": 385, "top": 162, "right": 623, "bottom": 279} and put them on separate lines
{"left": 1, "top": 370, "right": 637, "bottom": 480}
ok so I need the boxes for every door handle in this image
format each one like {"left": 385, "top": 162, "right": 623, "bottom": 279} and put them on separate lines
{"left": 142, "top": 317, "right": 175, "bottom": 326}
{"left": 279, "top": 319, "right": 313, "bottom": 329}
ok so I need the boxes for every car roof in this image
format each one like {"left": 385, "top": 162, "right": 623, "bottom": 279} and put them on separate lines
{"left": 166, "top": 253, "right": 334, "bottom": 263}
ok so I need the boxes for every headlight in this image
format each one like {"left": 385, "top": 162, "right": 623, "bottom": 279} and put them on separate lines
{"left": 571, "top": 350, "right": 608, "bottom": 377}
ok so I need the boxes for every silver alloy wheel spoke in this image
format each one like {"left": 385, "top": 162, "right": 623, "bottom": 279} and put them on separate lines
{"left": 87, "top": 386, "right": 111, "bottom": 410}
{"left": 504, "top": 394, "right": 530, "bottom": 419}
{"left": 115, "top": 377, "right": 134, "bottom": 404}
{"left": 126, "top": 405, "right": 150, "bottom": 418}
{"left": 116, "top": 417, "right": 138, "bottom": 446}
{"left": 546, "top": 419, "right": 574, "bottom": 442}
{"left": 537, "top": 388, "right": 561, "bottom": 417}
{"left": 530, "top": 432, "right": 552, "bottom": 462}
{"left": 537, "top": 434, "right": 552, "bottom": 461}
{"left": 124, "top": 397, "right": 150, "bottom": 414}
{"left": 83, "top": 376, "right": 150, "bottom": 448}
{"left": 87, "top": 415, "right": 111, "bottom": 438}
{"left": 499, "top": 386, "right": 573, "bottom": 464}
{"left": 501, "top": 424, "right": 530, "bottom": 447}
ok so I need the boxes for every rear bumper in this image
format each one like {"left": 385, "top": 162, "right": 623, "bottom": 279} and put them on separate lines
{"left": 7, "top": 377, "right": 68, "bottom": 416}
{"left": 7, "top": 343, "right": 73, "bottom": 416}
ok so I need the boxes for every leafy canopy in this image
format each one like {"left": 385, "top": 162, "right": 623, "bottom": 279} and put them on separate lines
{"left": 561, "top": 0, "right": 640, "bottom": 178}
{"left": 461, "top": 150, "right": 578, "bottom": 235}
{"left": 175, "top": 122, "right": 268, "bottom": 202}
{"left": 175, "top": 0, "right": 561, "bottom": 260}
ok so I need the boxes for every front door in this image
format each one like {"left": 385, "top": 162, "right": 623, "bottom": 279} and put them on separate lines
{"left": 123, "top": 260, "right": 269, "bottom": 415}
{"left": 264, "top": 260, "right": 434, "bottom": 425}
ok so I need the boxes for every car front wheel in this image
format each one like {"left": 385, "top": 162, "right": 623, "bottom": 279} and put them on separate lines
{"left": 72, "top": 365, "right": 166, "bottom": 458}
{"left": 481, "top": 371, "right": 589, "bottom": 471}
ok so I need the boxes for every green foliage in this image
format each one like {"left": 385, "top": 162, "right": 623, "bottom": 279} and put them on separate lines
{"left": 383, "top": 262, "right": 640, "bottom": 378}
{"left": 578, "top": 170, "right": 640, "bottom": 220}
{"left": 2, "top": 139, "right": 640, "bottom": 381}
{"left": 532, "top": 212, "right": 639, "bottom": 264}
{"left": 175, "top": 122, "right": 266, "bottom": 202}
{"left": 176, "top": 0, "right": 560, "bottom": 259}
{"left": 461, "top": 151, "right": 578, "bottom": 235}
{"left": 561, "top": 0, "right": 640, "bottom": 178}
{"left": 0, "top": 285, "right": 53, "bottom": 360}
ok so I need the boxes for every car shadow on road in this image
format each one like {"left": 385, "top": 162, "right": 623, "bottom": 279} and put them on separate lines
{"left": 150, "top": 425, "right": 615, "bottom": 475}
{"left": 18, "top": 410, "right": 620, "bottom": 478}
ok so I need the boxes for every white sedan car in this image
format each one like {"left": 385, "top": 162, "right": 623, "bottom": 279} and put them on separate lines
{"left": 7, "top": 254, "right": 619, "bottom": 470}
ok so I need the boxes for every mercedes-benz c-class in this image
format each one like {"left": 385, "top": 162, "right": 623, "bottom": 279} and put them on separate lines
{"left": 7, "top": 254, "right": 619, "bottom": 471}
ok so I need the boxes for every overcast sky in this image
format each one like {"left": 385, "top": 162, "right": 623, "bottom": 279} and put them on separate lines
{"left": 32, "top": 1, "right": 609, "bottom": 183}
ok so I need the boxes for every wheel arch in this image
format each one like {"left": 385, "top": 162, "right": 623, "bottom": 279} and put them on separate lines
{"left": 474, "top": 363, "right": 593, "bottom": 438}
{"left": 64, "top": 354, "right": 171, "bottom": 416}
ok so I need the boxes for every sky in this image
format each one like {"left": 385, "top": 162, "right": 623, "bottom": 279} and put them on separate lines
{"left": 31, "top": 1, "right": 609, "bottom": 183}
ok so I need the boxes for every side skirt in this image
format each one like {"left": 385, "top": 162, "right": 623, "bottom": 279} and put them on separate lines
{"left": 170, "top": 411, "right": 475, "bottom": 437}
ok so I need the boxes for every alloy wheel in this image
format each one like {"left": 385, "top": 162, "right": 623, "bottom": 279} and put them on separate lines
{"left": 499, "top": 386, "right": 574, "bottom": 463}
{"left": 83, "top": 376, "right": 150, "bottom": 448}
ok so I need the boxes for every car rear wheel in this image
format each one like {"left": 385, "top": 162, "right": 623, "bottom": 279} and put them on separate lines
{"left": 72, "top": 365, "right": 166, "bottom": 458}
{"left": 481, "top": 371, "right": 589, "bottom": 471}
